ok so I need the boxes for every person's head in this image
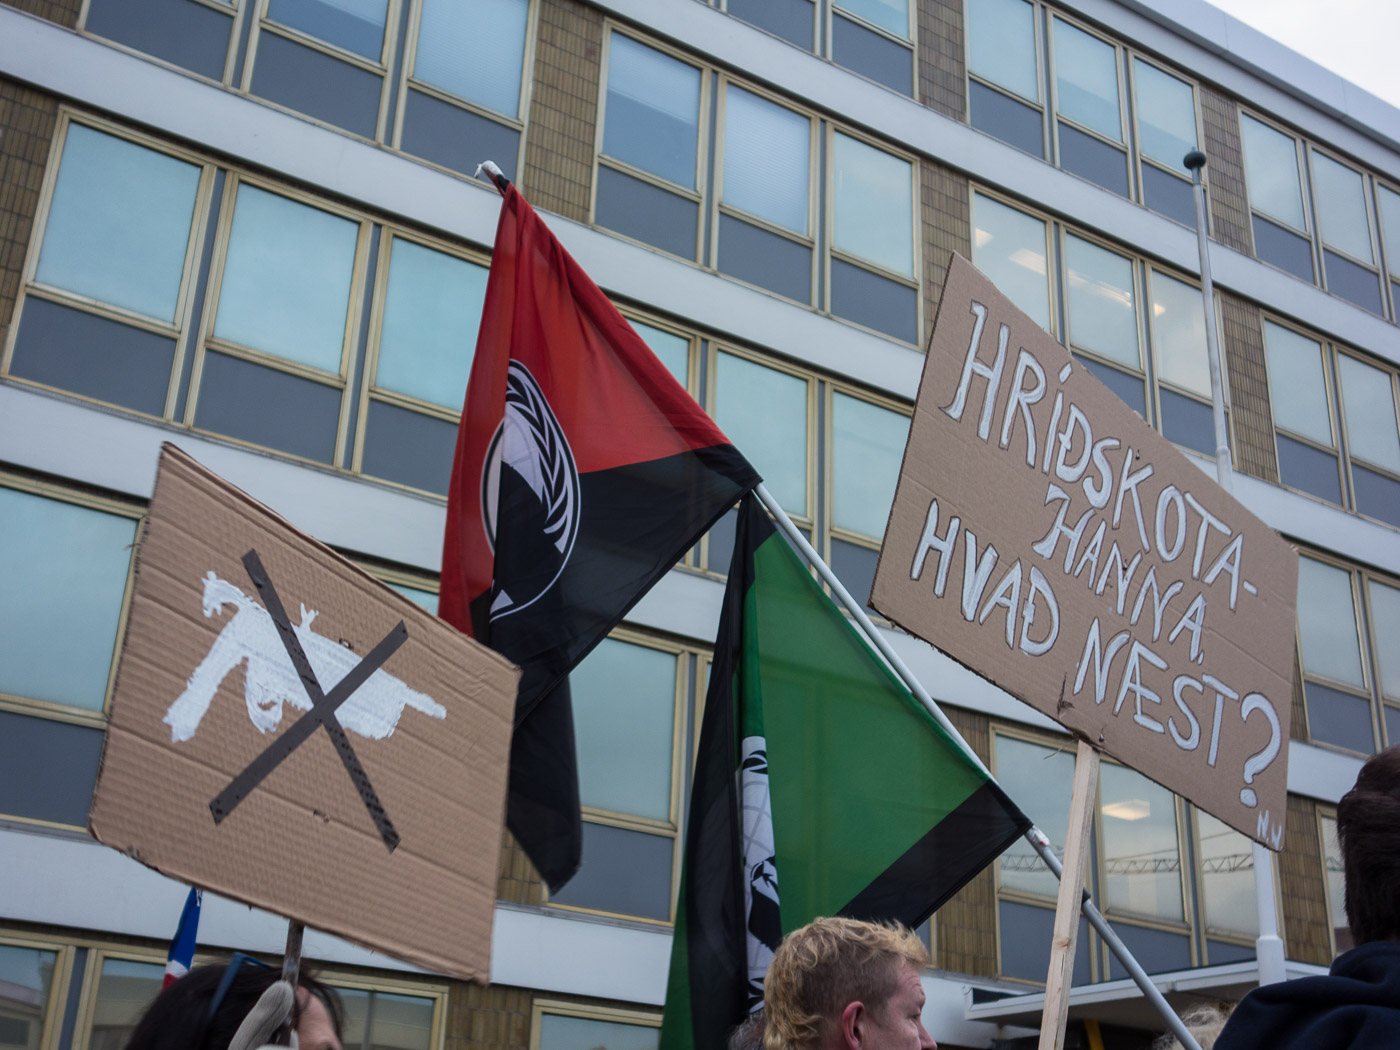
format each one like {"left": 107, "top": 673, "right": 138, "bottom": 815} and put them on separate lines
{"left": 1149, "top": 1002, "right": 1233, "bottom": 1050}
{"left": 729, "top": 1010, "right": 766, "bottom": 1050}
{"left": 123, "top": 957, "right": 343, "bottom": 1050}
{"left": 763, "top": 918, "right": 934, "bottom": 1050}
{"left": 1336, "top": 744, "right": 1400, "bottom": 945}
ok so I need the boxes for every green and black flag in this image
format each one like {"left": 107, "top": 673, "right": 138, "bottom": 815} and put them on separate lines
{"left": 660, "top": 494, "right": 1030, "bottom": 1050}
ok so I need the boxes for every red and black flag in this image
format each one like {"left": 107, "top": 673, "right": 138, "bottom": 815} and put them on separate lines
{"left": 440, "top": 175, "right": 759, "bottom": 891}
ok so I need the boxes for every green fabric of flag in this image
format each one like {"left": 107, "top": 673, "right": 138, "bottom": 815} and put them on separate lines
{"left": 661, "top": 494, "right": 1030, "bottom": 1050}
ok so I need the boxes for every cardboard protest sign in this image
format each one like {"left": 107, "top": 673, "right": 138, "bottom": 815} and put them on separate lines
{"left": 90, "top": 443, "right": 520, "bottom": 980}
{"left": 872, "top": 255, "right": 1298, "bottom": 849}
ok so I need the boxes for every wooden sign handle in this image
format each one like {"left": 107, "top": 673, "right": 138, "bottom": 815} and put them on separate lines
{"left": 1038, "top": 738, "right": 1100, "bottom": 1050}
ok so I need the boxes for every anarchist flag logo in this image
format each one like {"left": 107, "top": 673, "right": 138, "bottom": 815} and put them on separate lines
{"left": 481, "top": 362, "right": 581, "bottom": 621}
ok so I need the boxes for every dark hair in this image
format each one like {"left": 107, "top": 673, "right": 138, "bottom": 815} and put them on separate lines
{"left": 1337, "top": 744, "right": 1400, "bottom": 945}
{"left": 123, "top": 961, "right": 343, "bottom": 1050}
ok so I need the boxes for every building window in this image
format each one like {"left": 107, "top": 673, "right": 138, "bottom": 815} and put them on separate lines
{"left": 595, "top": 32, "right": 705, "bottom": 261}
{"left": 1063, "top": 231, "right": 1143, "bottom": 415}
{"left": 722, "top": 0, "right": 914, "bottom": 95}
{"left": 1317, "top": 810, "right": 1352, "bottom": 956}
{"left": 716, "top": 82, "right": 816, "bottom": 305}
{"left": 1296, "top": 554, "right": 1377, "bottom": 754}
{"left": 966, "top": 0, "right": 1044, "bottom": 158}
{"left": 546, "top": 632, "right": 693, "bottom": 923}
{"left": 1309, "top": 150, "right": 1385, "bottom": 315}
{"left": 194, "top": 178, "right": 366, "bottom": 466}
{"left": 829, "top": 131, "right": 919, "bottom": 342}
{"left": 532, "top": 1002, "right": 660, "bottom": 1050}
{"left": 1098, "top": 763, "right": 1184, "bottom": 926}
{"left": 397, "top": 0, "right": 532, "bottom": 180}
{"left": 827, "top": 389, "right": 910, "bottom": 606}
{"left": 84, "top": 956, "right": 164, "bottom": 1050}
{"left": 81, "top": 0, "right": 532, "bottom": 181}
{"left": 356, "top": 233, "right": 488, "bottom": 495}
{"left": 1146, "top": 269, "right": 1214, "bottom": 458}
{"left": 971, "top": 192, "right": 1053, "bottom": 333}
{"left": 1261, "top": 318, "right": 1400, "bottom": 527}
{"left": 0, "top": 479, "right": 136, "bottom": 830}
{"left": 1239, "top": 114, "right": 1315, "bottom": 283}
{"left": 1378, "top": 184, "right": 1400, "bottom": 315}
{"left": 1050, "top": 17, "right": 1127, "bottom": 198}
{"left": 1130, "top": 58, "right": 1198, "bottom": 226}
{"left": 0, "top": 936, "right": 67, "bottom": 1050}
{"left": 1194, "top": 810, "right": 1258, "bottom": 956}
{"left": 7, "top": 118, "right": 209, "bottom": 419}
{"left": 334, "top": 979, "right": 445, "bottom": 1050}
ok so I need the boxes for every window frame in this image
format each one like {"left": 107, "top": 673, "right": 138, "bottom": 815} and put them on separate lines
{"left": 1188, "top": 805, "right": 1263, "bottom": 953}
{"left": 188, "top": 171, "right": 373, "bottom": 469}
{"left": 1294, "top": 549, "right": 1384, "bottom": 757}
{"left": 1305, "top": 144, "right": 1386, "bottom": 314}
{"left": 1046, "top": 13, "right": 1131, "bottom": 198}
{"left": 1238, "top": 109, "right": 1319, "bottom": 281}
{"left": 1259, "top": 313, "right": 1346, "bottom": 505}
{"left": 529, "top": 1000, "right": 661, "bottom": 1050}
{"left": 78, "top": 0, "right": 247, "bottom": 87}
{"left": 1093, "top": 757, "right": 1191, "bottom": 934}
{"left": 592, "top": 25, "right": 710, "bottom": 264}
{"left": 3, "top": 112, "right": 217, "bottom": 423}
{"left": 1333, "top": 344, "right": 1400, "bottom": 527}
{"left": 350, "top": 227, "right": 491, "bottom": 495}
{"left": 389, "top": 0, "right": 537, "bottom": 186}
{"left": 823, "top": 124, "right": 923, "bottom": 342}
{"left": 1060, "top": 225, "right": 1147, "bottom": 409}
{"left": 1316, "top": 805, "right": 1351, "bottom": 958}
{"left": 1126, "top": 53, "right": 1202, "bottom": 224}
{"left": 969, "top": 186, "right": 1060, "bottom": 338}
{"left": 962, "top": 0, "right": 1048, "bottom": 157}
{"left": 0, "top": 929, "right": 76, "bottom": 1050}
{"left": 540, "top": 626, "right": 695, "bottom": 926}
{"left": 712, "top": 74, "right": 820, "bottom": 307}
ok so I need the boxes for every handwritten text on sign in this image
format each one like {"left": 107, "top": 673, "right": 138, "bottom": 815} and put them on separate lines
{"left": 872, "top": 256, "right": 1298, "bottom": 849}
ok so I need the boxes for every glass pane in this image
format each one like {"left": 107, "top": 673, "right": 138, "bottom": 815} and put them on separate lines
{"left": 1197, "top": 811, "right": 1257, "bottom": 937}
{"left": 967, "top": 0, "right": 1038, "bottom": 102}
{"left": 723, "top": 86, "right": 810, "bottom": 235}
{"left": 571, "top": 639, "right": 677, "bottom": 822}
{"left": 1241, "top": 115, "right": 1306, "bottom": 231}
{"left": 1368, "top": 579, "right": 1400, "bottom": 705}
{"left": 1319, "top": 814, "right": 1351, "bottom": 954}
{"left": 413, "top": 0, "right": 528, "bottom": 117}
{"left": 388, "top": 584, "right": 439, "bottom": 615}
{"left": 995, "top": 735, "right": 1074, "bottom": 898}
{"left": 1065, "top": 235, "right": 1137, "bottom": 368}
{"left": 1150, "top": 271, "right": 1209, "bottom": 397}
{"left": 214, "top": 184, "right": 358, "bottom": 374}
{"left": 1100, "top": 763, "right": 1183, "bottom": 920}
{"left": 1053, "top": 19, "right": 1121, "bottom": 142}
{"left": 0, "top": 944, "right": 57, "bottom": 1050}
{"left": 832, "top": 394, "right": 908, "bottom": 539}
{"left": 1380, "top": 185, "right": 1400, "bottom": 278}
{"left": 1297, "top": 557, "right": 1365, "bottom": 688}
{"left": 1263, "top": 321, "right": 1332, "bottom": 446}
{"left": 338, "top": 988, "right": 371, "bottom": 1050}
{"left": 834, "top": 0, "right": 907, "bottom": 38}
{"left": 1336, "top": 355, "right": 1400, "bottom": 473}
{"left": 539, "top": 1015, "right": 658, "bottom": 1050}
{"left": 714, "top": 353, "right": 809, "bottom": 514}
{"left": 35, "top": 124, "right": 199, "bottom": 323}
{"left": 546, "top": 821, "right": 674, "bottom": 920}
{"left": 1133, "top": 59, "right": 1196, "bottom": 169}
{"left": 265, "top": 0, "right": 388, "bottom": 60}
{"left": 631, "top": 320, "right": 689, "bottom": 390}
{"left": 0, "top": 489, "right": 134, "bottom": 711}
{"left": 366, "top": 992, "right": 434, "bottom": 1050}
{"left": 972, "top": 194, "right": 1050, "bottom": 331}
{"left": 1312, "top": 152, "right": 1374, "bottom": 264}
{"left": 603, "top": 35, "right": 700, "bottom": 190}
{"left": 832, "top": 133, "right": 913, "bottom": 277}
{"left": 89, "top": 959, "right": 163, "bottom": 1050}
{"left": 376, "top": 239, "right": 486, "bottom": 411}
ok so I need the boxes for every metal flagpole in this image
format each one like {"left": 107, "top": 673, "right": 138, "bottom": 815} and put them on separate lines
{"left": 1183, "top": 149, "right": 1288, "bottom": 987}
{"left": 751, "top": 482, "right": 1202, "bottom": 1050}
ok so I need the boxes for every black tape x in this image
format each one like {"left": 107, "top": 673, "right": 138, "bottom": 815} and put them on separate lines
{"left": 209, "top": 550, "right": 406, "bottom": 852}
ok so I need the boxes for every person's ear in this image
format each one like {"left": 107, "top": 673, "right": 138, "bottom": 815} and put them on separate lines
{"left": 839, "top": 1001, "right": 866, "bottom": 1050}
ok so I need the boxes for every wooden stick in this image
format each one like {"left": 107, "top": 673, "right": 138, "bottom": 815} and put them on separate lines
{"left": 278, "top": 920, "right": 305, "bottom": 1045}
{"left": 1038, "top": 739, "right": 1100, "bottom": 1050}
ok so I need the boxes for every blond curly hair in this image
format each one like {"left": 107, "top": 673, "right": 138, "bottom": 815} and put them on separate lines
{"left": 763, "top": 918, "right": 928, "bottom": 1050}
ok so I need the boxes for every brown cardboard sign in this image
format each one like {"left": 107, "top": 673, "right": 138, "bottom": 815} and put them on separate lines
{"left": 872, "top": 256, "right": 1298, "bottom": 849}
{"left": 90, "top": 444, "right": 519, "bottom": 980}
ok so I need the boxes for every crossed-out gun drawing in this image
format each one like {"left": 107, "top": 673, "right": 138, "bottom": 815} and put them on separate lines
{"left": 164, "top": 571, "right": 446, "bottom": 744}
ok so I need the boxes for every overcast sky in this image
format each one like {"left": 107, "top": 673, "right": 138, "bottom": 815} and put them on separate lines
{"left": 1208, "top": 0, "right": 1400, "bottom": 110}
